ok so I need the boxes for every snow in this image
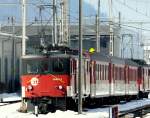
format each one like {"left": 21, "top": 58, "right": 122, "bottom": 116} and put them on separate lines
{"left": 0, "top": 93, "right": 21, "bottom": 102}
{"left": 0, "top": 94, "right": 150, "bottom": 118}
{"left": 119, "top": 99, "right": 150, "bottom": 112}
{"left": 0, "top": 102, "right": 109, "bottom": 118}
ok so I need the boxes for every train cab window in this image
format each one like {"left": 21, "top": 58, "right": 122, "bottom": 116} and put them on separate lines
{"left": 52, "top": 58, "right": 64, "bottom": 72}
{"left": 39, "top": 61, "right": 49, "bottom": 74}
{"left": 51, "top": 58, "right": 70, "bottom": 74}
{"left": 26, "top": 62, "right": 38, "bottom": 74}
{"left": 23, "top": 58, "right": 49, "bottom": 74}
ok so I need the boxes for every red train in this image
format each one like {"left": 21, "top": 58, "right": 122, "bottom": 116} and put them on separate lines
{"left": 21, "top": 51, "right": 150, "bottom": 113}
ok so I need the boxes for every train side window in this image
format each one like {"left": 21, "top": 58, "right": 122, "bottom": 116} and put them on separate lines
{"left": 52, "top": 58, "right": 64, "bottom": 73}
{"left": 119, "top": 67, "right": 121, "bottom": 80}
{"left": 100, "top": 64, "right": 101, "bottom": 80}
{"left": 148, "top": 70, "right": 150, "bottom": 76}
{"left": 103, "top": 65, "right": 105, "bottom": 80}
{"left": 87, "top": 61, "right": 89, "bottom": 73}
{"left": 120, "top": 68, "right": 122, "bottom": 80}
{"left": 106, "top": 65, "right": 108, "bottom": 80}
{"left": 122, "top": 68, "right": 124, "bottom": 80}
{"left": 131, "top": 69, "right": 133, "bottom": 81}
{"left": 97, "top": 64, "right": 100, "bottom": 80}
{"left": 104, "top": 65, "right": 105, "bottom": 80}
{"left": 116, "top": 67, "right": 118, "bottom": 80}
{"left": 120, "top": 67, "right": 122, "bottom": 80}
{"left": 96, "top": 64, "right": 98, "bottom": 80}
{"left": 102, "top": 65, "right": 104, "bottom": 80}
{"left": 118, "top": 67, "right": 121, "bottom": 80}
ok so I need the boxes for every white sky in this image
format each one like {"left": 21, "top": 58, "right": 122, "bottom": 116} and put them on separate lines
{"left": 83, "top": 0, "right": 150, "bottom": 38}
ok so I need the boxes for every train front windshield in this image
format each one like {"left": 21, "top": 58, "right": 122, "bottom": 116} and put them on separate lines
{"left": 22, "top": 57, "right": 70, "bottom": 75}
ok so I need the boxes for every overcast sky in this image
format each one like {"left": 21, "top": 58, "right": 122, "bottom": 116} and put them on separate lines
{"left": 0, "top": 0, "right": 150, "bottom": 37}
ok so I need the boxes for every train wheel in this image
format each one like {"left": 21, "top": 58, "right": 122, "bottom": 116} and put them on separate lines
{"left": 39, "top": 103, "right": 56, "bottom": 114}
{"left": 39, "top": 103, "right": 48, "bottom": 114}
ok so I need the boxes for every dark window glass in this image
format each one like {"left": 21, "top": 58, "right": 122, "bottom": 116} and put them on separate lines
{"left": 22, "top": 57, "right": 70, "bottom": 75}
{"left": 52, "top": 58, "right": 64, "bottom": 72}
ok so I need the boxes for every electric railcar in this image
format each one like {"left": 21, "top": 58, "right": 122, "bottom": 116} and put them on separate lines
{"left": 21, "top": 52, "right": 150, "bottom": 113}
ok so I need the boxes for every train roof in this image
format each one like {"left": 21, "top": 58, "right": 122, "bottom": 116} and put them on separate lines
{"left": 90, "top": 53, "right": 125, "bottom": 65}
{"left": 110, "top": 56, "right": 125, "bottom": 65}
{"left": 125, "top": 59, "right": 139, "bottom": 67}
{"left": 90, "top": 53, "right": 110, "bottom": 62}
{"left": 21, "top": 54, "right": 72, "bottom": 59}
{"left": 90, "top": 53, "right": 139, "bottom": 67}
{"left": 130, "top": 59, "right": 147, "bottom": 66}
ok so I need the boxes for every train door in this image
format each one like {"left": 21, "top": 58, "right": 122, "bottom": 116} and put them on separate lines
{"left": 148, "top": 69, "right": 150, "bottom": 90}
{"left": 144, "top": 67, "right": 149, "bottom": 92}
{"left": 95, "top": 62, "right": 109, "bottom": 96}
{"left": 142, "top": 68, "right": 145, "bottom": 91}
{"left": 69, "top": 58, "right": 77, "bottom": 97}
{"left": 124, "top": 65, "right": 127, "bottom": 95}
{"left": 90, "top": 60, "right": 96, "bottom": 97}
{"left": 83, "top": 59, "right": 90, "bottom": 96}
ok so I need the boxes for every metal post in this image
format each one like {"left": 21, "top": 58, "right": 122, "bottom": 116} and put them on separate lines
{"left": 1, "top": 41, "right": 4, "bottom": 87}
{"left": 96, "top": 0, "right": 100, "bottom": 52}
{"left": 78, "top": 0, "right": 83, "bottom": 114}
{"left": 131, "top": 35, "right": 133, "bottom": 59}
{"left": 121, "top": 34, "right": 124, "bottom": 58}
{"left": 53, "top": 0, "right": 57, "bottom": 46}
{"left": 119, "top": 12, "right": 121, "bottom": 28}
{"left": 20, "top": 0, "right": 27, "bottom": 112}
{"left": 96, "top": 15, "right": 99, "bottom": 52}
{"left": 11, "top": 16, "right": 16, "bottom": 92}
{"left": 108, "top": 0, "right": 114, "bottom": 56}
{"left": 60, "top": 1, "right": 64, "bottom": 45}
{"left": 63, "top": 0, "right": 68, "bottom": 45}
{"left": 22, "top": 0, "right": 26, "bottom": 56}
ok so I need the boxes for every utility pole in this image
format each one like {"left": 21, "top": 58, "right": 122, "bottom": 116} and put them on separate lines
{"left": 11, "top": 16, "right": 16, "bottom": 92}
{"left": 53, "top": 0, "right": 57, "bottom": 46}
{"left": 119, "top": 12, "right": 121, "bottom": 28}
{"left": 19, "top": 0, "right": 27, "bottom": 113}
{"left": 96, "top": 0, "right": 100, "bottom": 52}
{"left": 63, "top": 0, "right": 68, "bottom": 45}
{"left": 22, "top": 0, "right": 26, "bottom": 56}
{"left": 131, "top": 34, "right": 133, "bottom": 59}
{"left": 60, "top": 1, "right": 64, "bottom": 45}
{"left": 108, "top": 0, "right": 114, "bottom": 56}
{"left": 78, "top": 0, "right": 83, "bottom": 114}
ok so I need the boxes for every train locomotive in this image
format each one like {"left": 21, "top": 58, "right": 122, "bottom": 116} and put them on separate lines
{"left": 21, "top": 47, "right": 150, "bottom": 113}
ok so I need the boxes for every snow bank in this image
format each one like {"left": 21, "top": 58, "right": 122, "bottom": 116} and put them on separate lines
{"left": 0, "top": 93, "right": 21, "bottom": 102}
{"left": 0, "top": 102, "right": 109, "bottom": 118}
{"left": 0, "top": 98, "right": 150, "bottom": 118}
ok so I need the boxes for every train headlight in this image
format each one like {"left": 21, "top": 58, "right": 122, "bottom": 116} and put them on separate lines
{"left": 58, "top": 85, "right": 63, "bottom": 90}
{"left": 27, "top": 85, "right": 33, "bottom": 91}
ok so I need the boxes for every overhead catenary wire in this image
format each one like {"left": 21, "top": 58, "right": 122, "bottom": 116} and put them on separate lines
{"left": 115, "top": 0, "right": 150, "bottom": 18}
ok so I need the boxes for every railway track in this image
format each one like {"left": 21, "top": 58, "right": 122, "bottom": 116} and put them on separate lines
{"left": 119, "top": 104, "right": 150, "bottom": 118}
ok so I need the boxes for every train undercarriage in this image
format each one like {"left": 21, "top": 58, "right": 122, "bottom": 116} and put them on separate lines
{"left": 20, "top": 91, "right": 149, "bottom": 115}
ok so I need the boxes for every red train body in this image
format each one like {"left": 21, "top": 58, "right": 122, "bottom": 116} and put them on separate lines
{"left": 21, "top": 53, "right": 150, "bottom": 113}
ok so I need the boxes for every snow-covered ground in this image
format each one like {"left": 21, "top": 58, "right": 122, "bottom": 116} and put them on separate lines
{"left": 0, "top": 94, "right": 150, "bottom": 118}
{"left": 0, "top": 93, "right": 21, "bottom": 102}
